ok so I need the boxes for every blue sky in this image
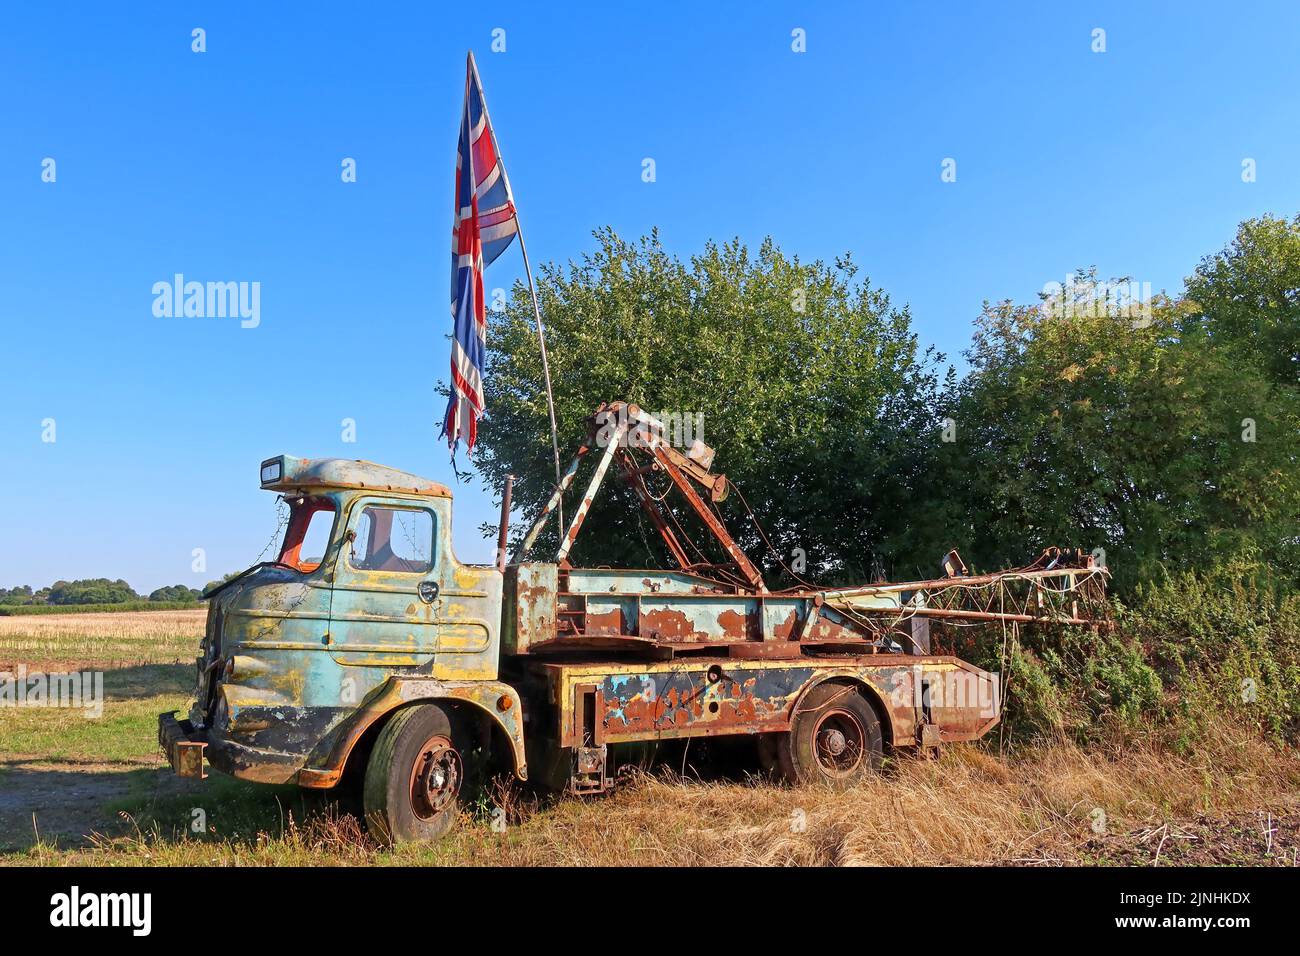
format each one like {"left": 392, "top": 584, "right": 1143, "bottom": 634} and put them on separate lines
{"left": 2, "top": 2, "right": 1298, "bottom": 593}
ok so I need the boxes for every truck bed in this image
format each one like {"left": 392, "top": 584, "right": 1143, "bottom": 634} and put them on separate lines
{"left": 517, "top": 652, "right": 999, "bottom": 753}
{"left": 504, "top": 563, "right": 914, "bottom": 657}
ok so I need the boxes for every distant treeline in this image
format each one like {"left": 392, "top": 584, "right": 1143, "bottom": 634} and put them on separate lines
{"left": 0, "top": 600, "right": 204, "bottom": 616}
{"left": 0, "top": 578, "right": 208, "bottom": 608}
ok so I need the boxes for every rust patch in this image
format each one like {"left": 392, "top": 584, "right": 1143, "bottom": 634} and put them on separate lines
{"left": 772, "top": 609, "right": 800, "bottom": 640}
{"left": 584, "top": 608, "right": 624, "bottom": 636}
{"left": 639, "top": 607, "right": 701, "bottom": 642}
{"left": 716, "top": 608, "right": 751, "bottom": 640}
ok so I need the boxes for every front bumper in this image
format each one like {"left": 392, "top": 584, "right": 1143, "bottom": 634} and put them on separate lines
{"left": 158, "top": 710, "right": 312, "bottom": 785}
{"left": 158, "top": 711, "right": 208, "bottom": 779}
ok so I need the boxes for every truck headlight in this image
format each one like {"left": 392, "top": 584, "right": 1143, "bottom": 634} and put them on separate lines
{"left": 260, "top": 460, "right": 282, "bottom": 484}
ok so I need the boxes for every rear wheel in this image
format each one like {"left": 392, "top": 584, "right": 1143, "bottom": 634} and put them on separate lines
{"left": 777, "top": 683, "right": 882, "bottom": 786}
{"left": 363, "top": 703, "right": 465, "bottom": 845}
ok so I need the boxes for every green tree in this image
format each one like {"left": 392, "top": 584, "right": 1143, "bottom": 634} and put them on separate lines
{"left": 1184, "top": 214, "right": 1300, "bottom": 388}
{"left": 46, "top": 578, "right": 139, "bottom": 605}
{"left": 0, "top": 585, "right": 34, "bottom": 606}
{"left": 471, "top": 229, "right": 957, "bottom": 584}
{"left": 952, "top": 272, "right": 1300, "bottom": 593}
{"left": 203, "top": 571, "right": 243, "bottom": 595}
{"left": 148, "top": 584, "right": 201, "bottom": 602}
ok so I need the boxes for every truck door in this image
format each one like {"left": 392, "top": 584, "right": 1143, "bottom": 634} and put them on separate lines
{"left": 327, "top": 497, "right": 440, "bottom": 667}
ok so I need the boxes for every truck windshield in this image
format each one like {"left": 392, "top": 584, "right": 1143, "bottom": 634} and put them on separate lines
{"left": 277, "top": 497, "right": 337, "bottom": 573}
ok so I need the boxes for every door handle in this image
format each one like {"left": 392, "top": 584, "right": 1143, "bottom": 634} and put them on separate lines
{"left": 418, "top": 580, "right": 440, "bottom": 604}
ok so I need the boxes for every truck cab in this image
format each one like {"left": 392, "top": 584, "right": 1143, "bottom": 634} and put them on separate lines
{"left": 161, "top": 455, "right": 526, "bottom": 841}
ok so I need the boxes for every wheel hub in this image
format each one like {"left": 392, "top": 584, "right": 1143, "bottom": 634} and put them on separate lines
{"left": 813, "top": 708, "right": 866, "bottom": 777}
{"left": 821, "top": 728, "right": 848, "bottom": 756}
{"left": 408, "top": 735, "right": 462, "bottom": 820}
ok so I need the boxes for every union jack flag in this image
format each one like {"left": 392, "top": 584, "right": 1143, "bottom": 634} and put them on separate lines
{"left": 441, "top": 51, "right": 519, "bottom": 456}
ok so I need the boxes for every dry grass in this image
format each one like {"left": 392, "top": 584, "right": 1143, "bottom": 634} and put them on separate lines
{"left": 2, "top": 608, "right": 1296, "bottom": 867}
{"left": 421, "top": 732, "right": 1298, "bottom": 867}
{"left": 11, "top": 731, "right": 1297, "bottom": 867}
{"left": 0, "top": 610, "right": 204, "bottom": 669}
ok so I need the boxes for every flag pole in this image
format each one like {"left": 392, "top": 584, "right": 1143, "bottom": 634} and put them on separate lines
{"left": 515, "top": 229, "right": 565, "bottom": 531}
{"left": 468, "top": 51, "right": 565, "bottom": 532}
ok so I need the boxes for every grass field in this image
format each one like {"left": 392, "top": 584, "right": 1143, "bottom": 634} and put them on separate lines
{"left": 1, "top": 610, "right": 1297, "bottom": 866}
{"left": 0, "top": 609, "right": 206, "bottom": 670}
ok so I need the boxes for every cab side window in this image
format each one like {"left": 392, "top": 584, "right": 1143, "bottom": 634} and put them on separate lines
{"left": 350, "top": 506, "right": 434, "bottom": 573}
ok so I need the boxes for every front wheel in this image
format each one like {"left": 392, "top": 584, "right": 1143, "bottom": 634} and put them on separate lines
{"left": 777, "top": 683, "right": 883, "bottom": 786}
{"left": 363, "top": 703, "right": 465, "bottom": 845}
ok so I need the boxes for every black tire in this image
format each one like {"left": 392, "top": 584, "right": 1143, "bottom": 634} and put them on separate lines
{"left": 777, "top": 683, "right": 883, "bottom": 787}
{"left": 363, "top": 703, "right": 465, "bottom": 845}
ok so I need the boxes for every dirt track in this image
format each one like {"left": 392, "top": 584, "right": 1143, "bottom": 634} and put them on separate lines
{"left": 0, "top": 757, "right": 203, "bottom": 851}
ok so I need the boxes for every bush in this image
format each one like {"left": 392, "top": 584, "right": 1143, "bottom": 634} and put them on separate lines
{"left": 956, "top": 620, "right": 1162, "bottom": 746}
{"left": 961, "top": 558, "right": 1300, "bottom": 751}
{"left": 1120, "top": 560, "right": 1300, "bottom": 748}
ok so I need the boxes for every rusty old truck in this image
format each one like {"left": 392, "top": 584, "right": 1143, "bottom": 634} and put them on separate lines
{"left": 160, "top": 401, "right": 1107, "bottom": 844}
